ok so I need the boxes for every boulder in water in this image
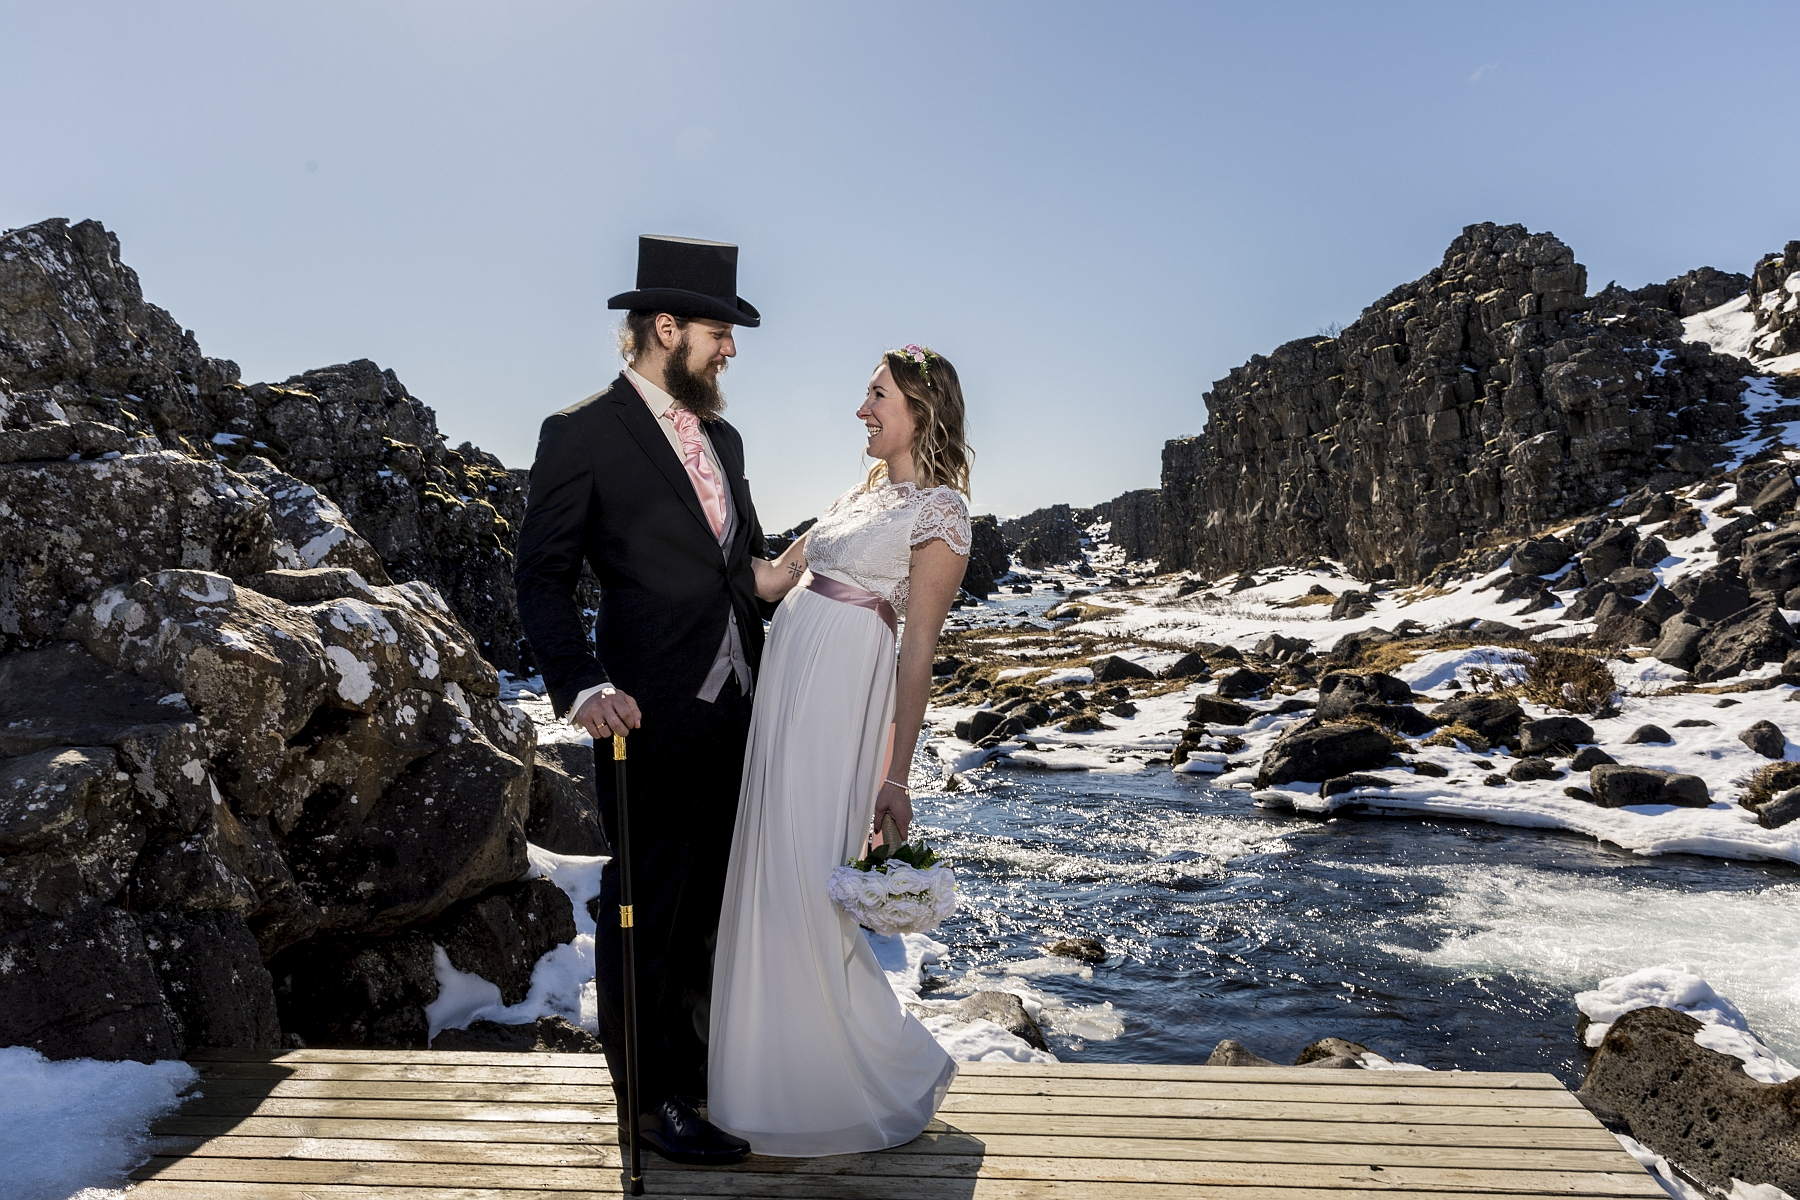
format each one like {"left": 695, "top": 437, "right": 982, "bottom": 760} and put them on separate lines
{"left": 1581, "top": 1006, "right": 1799, "bottom": 1195}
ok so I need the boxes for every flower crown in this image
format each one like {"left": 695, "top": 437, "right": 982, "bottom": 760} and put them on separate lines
{"left": 895, "top": 343, "right": 935, "bottom": 382}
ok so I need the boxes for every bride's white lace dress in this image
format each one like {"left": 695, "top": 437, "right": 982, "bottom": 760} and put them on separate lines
{"left": 707, "top": 480, "right": 969, "bottom": 1157}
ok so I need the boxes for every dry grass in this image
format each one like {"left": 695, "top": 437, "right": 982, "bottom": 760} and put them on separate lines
{"left": 1735, "top": 761, "right": 1800, "bottom": 811}
{"left": 1422, "top": 722, "right": 1492, "bottom": 753}
{"left": 1516, "top": 645, "right": 1619, "bottom": 716}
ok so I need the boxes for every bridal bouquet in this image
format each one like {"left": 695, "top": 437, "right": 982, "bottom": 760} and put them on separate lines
{"left": 828, "top": 824, "right": 956, "bottom": 936}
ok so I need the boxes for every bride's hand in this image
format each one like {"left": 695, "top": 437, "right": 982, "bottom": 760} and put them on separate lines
{"left": 873, "top": 780, "right": 912, "bottom": 846}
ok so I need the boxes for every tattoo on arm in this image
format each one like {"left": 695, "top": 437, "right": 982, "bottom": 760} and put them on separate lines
{"left": 786, "top": 560, "right": 804, "bottom": 580}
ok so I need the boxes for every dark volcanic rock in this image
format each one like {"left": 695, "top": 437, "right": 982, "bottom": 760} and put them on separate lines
{"left": 1569, "top": 746, "right": 1617, "bottom": 771}
{"left": 1429, "top": 696, "right": 1524, "bottom": 745}
{"left": 1590, "top": 764, "right": 1710, "bottom": 808}
{"left": 1741, "top": 522, "right": 1800, "bottom": 599}
{"left": 431, "top": 1015, "right": 601, "bottom": 1053}
{"left": 0, "top": 219, "right": 572, "bottom": 1061}
{"left": 1739, "top": 720, "right": 1787, "bottom": 759}
{"left": 429, "top": 878, "right": 576, "bottom": 1006}
{"left": 1651, "top": 613, "right": 1708, "bottom": 670}
{"left": 1694, "top": 603, "right": 1798, "bottom": 682}
{"left": 527, "top": 741, "right": 606, "bottom": 856}
{"left": 1162, "top": 651, "right": 1210, "bottom": 679}
{"left": 0, "top": 745, "right": 143, "bottom": 927}
{"left": 1046, "top": 937, "right": 1108, "bottom": 964}
{"left": 960, "top": 514, "right": 1011, "bottom": 598}
{"left": 1317, "top": 671, "right": 1413, "bottom": 720}
{"left": 0, "top": 220, "right": 530, "bottom": 671}
{"left": 1760, "top": 789, "right": 1800, "bottom": 829}
{"left": 1519, "top": 716, "right": 1595, "bottom": 756}
{"left": 1092, "top": 654, "right": 1154, "bottom": 683}
{"left": 1508, "top": 757, "right": 1562, "bottom": 782}
{"left": 272, "top": 929, "right": 440, "bottom": 1049}
{"left": 1157, "top": 223, "right": 1757, "bottom": 583}
{"left": 910, "top": 991, "right": 1048, "bottom": 1052}
{"left": 1624, "top": 724, "right": 1673, "bottom": 744}
{"left": 1581, "top": 1006, "right": 1799, "bottom": 1195}
{"left": 1257, "top": 723, "right": 1393, "bottom": 787}
{"left": 1206, "top": 1038, "right": 1280, "bottom": 1068}
{"left": 1579, "top": 526, "right": 1639, "bottom": 581}
{"left": 1294, "top": 1037, "right": 1376, "bottom": 1068}
{"left": 1002, "top": 504, "right": 1083, "bottom": 568}
{"left": 0, "top": 907, "right": 182, "bottom": 1061}
{"left": 1343, "top": 703, "right": 1437, "bottom": 736}
{"left": 1507, "top": 535, "right": 1571, "bottom": 576}
{"left": 1215, "top": 668, "right": 1272, "bottom": 699}
{"left": 1090, "top": 489, "right": 1161, "bottom": 562}
{"left": 1188, "top": 696, "right": 1255, "bottom": 727}
{"left": 138, "top": 909, "right": 282, "bottom": 1054}
{"left": 1673, "top": 563, "right": 1753, "bottom": 623}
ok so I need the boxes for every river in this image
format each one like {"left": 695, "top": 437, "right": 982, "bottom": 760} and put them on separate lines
{"left": 915, "top": 598, "right": 1800, "bottom": 1086}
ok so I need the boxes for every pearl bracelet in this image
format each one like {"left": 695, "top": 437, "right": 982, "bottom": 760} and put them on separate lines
{"left": 879, "top": 779, "right": 910, "bottom": 794}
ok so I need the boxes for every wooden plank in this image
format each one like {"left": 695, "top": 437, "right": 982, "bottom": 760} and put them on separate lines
{"left": 189, "top": 1066, "right": 1582, "bottom": 1114}
{"left": 162, "top": 1091, "right": 1603, "bottom": 1129}
{"left": 130, "top": 1154, "right": 1664, "bottom": 1196}
{"left": 946, "top": 1080, "right": 1584, "bottom": 1108}
{"left": 149, "top": 1112, "right": 1623, "bottom": 1151}
{"left": 187, "top": 1078, "right": 614, "bottom": 1103}
{"left": 195, "top": 1060, "right": 614, "bottom": 1086}
{"left": 150, "top": 1131, "right": 1649, "bottom": 1174}
{"left": 185, "top": 1047, "right": 606, "bottom": 1068}
{"left": 952, "top": 1062, "right": 1565, "bottom": 1088}
{"left": 122, "top": 1182, "right": 1650, "bottom": 1200}
{"left": 936, "top": 1093, "right": 1597, "bottom": 1125}
{"left": 164, "top": 1096, "right": 610, "bottom": 1123}
{"left": 182, "top": 1074, "right": 1576, "bottom": 1110}
{"left": 186, "top": 1051, "right": 1567, "bottom": 1089}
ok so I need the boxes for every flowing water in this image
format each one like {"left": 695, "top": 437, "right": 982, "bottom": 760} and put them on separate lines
{"left": 913, "top": 609, "right": 1800, "bottom": 1085}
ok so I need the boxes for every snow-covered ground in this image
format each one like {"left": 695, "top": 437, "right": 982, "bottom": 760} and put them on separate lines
{"left": 1684, "top": 286, "right": 1800, "bottom": 377}
{"left": 0, "top": 1048, "right": 194, "bottom": 1200}
{"left": 928, "top": 463, "right": 1800, "bottom": 867}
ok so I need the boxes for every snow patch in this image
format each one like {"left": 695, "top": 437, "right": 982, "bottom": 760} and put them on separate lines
{"left": 0, "top": 1046, "right": 196, "bottom": 1200}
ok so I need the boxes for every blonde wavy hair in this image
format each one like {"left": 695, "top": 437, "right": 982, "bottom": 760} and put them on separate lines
{"left": 864, "top": 346, "right": 972, "bottom": 496}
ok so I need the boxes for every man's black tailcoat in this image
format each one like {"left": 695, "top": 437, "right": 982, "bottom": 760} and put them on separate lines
{"left": 513, "top": 372, "right": 768, "bottom": 1110}
{"left": 515, "top": 373, "right": 767, "bottom": 717}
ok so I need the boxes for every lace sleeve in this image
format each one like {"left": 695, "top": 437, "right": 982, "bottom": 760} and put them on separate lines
{"left": 910, "top": 488, "right": 972, "bottom": 556}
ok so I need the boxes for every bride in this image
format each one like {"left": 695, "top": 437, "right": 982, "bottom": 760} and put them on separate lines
{"left": 708, "top": 344, "right": 972, "bottom": 1156}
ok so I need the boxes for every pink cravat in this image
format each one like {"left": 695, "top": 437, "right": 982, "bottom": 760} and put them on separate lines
{"left": 666, "top": 407, "right": 727, "bottom": 540}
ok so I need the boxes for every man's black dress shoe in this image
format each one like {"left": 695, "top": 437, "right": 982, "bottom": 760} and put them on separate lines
{"left": 635, "top": 1097, "right": 751, "bottom": 1165}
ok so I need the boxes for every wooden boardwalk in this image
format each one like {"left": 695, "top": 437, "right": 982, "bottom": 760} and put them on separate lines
{"left": 132, "top": 1048, "right": 1661, "bottom": 1198}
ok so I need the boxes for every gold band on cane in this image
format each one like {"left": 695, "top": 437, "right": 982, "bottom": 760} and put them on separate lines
{"left": 613, "top": 734, "right": 626, "bottom": 761}
{"left": 619, "top": 905, "right": 634, "bottom": 928}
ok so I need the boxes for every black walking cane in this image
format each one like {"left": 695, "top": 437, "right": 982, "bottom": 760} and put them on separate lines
{"left": 612, "top": 733, "right": 645, "bottom": 1196}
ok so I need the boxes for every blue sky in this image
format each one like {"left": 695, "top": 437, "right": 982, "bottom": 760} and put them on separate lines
{"left": 5, "top": 1, "right": 1797, "bottom": 530}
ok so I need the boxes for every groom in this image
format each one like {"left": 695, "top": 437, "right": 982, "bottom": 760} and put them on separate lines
{"left": 514, "top": 235, "right": 767, "bottom": 1166}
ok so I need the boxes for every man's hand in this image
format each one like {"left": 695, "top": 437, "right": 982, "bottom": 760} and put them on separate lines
{"left": 573, "top": 687, "right": 642, "bottom": 740}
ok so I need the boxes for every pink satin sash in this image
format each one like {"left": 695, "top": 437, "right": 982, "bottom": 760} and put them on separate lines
{"left": 800, "top": 571, "right": 898, "bottom": 638}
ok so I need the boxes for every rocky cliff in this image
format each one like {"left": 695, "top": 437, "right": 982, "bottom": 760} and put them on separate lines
{"left": 0, "top": 219, "right": 589, "bottom": 1060}
{"left": 1159, "top": 223, "right": 1794, "bottom": 581}
{"left": 0, "top": 219, "right": 529, "bottom": 671}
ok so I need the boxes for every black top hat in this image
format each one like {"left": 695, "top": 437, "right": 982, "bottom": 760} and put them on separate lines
{"left": 607, "top": 235, "right": 761, "bottom": 327}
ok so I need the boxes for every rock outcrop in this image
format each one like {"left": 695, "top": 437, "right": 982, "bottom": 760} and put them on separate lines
{"left": 1581, "top": 1006, "right": 1799, "bottom": 1195}
{"left": 1159, "top": 223, "right": 1782, "bottom": 581}
{"left": 0, "top": 218, "right": 530, "bottom": 671}
{"left": 1003, "top": 504, "right": 1085, "bottom": 567}
{"left": 1090, "top": 489, "right": 1161, "bottom": 562}
{"left": 0, "top": 218, "right": 564, "bottom": 1059}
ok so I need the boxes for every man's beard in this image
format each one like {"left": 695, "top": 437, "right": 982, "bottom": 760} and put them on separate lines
{"left": 664, "top": 334, "right": 727, "bottom": 421}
